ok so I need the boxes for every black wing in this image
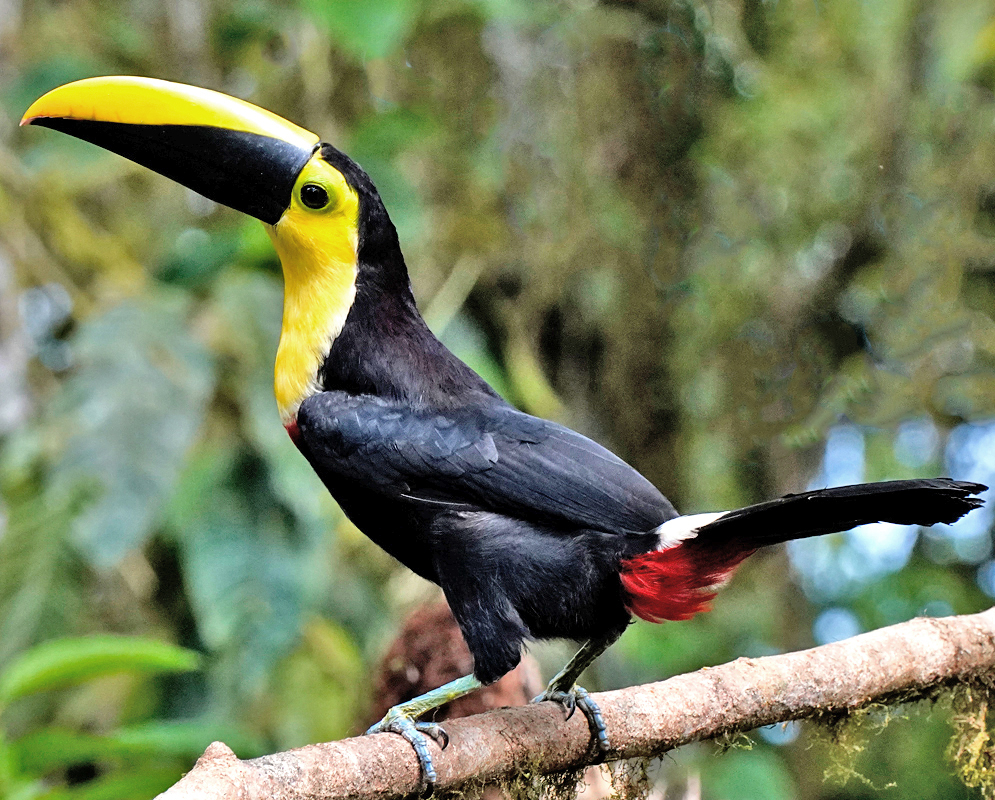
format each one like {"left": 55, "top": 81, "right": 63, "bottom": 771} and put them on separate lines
{"left": 296, "top": 391, "right": 676, "bottom": 535}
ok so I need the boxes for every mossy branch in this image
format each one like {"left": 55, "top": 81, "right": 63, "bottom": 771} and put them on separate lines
{"left": 156, "top": 607, "right": 995, "bottom": 800}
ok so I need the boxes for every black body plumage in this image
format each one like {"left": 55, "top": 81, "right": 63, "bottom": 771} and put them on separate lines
{"left": 290, "top": 147, "right": 986, "bottom": 685}
{"left": 295, "top": 147, "right": 680, "bottom": 681}
{"left": 693, "top": 479, "right": 986, "bottom": 547}
{"left": 295, "top": 390, "right": 674, "bottom": 682}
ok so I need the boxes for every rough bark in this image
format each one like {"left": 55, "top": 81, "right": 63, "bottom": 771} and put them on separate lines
{"left": 156, "top": 608, "right": 995, "bottom": 800}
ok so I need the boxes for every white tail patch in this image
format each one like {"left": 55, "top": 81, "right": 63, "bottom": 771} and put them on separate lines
{"left": 653, "top": 512, "right": 726, "bottom": 549}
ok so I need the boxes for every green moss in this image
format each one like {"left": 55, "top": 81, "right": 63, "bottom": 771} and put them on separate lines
{"left": 606, "top": 759, "right": 654, "bottom": 800}
{"left": 714, "top": 729, "right": 756, "bottom": 753}
{"left": 805, "top": 680, "right": 995, "bottom": 797}
{"left": 947, "top": 682, "right": 995, "bottom": 799}
{"left": 811, "top": 704, "right": 899, "bottom": 791}
{"left": 436, "top": 758, "right": 654, "bottom": 800}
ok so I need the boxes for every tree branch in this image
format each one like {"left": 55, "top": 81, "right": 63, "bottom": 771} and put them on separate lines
{"left": 157, "top": 607, "right": 995, "bottom": 800}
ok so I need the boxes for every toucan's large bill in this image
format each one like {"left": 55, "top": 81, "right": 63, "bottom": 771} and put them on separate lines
{"left": 22, "top": 75, "right": 363, "bottom": 420}
{"left": 21, "top": 76, "right": 321, "bottom": 224}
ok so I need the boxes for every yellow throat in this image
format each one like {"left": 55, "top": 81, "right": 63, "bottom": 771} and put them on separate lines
{"left": 267, "top": 154, "right": 361, "bottom": 422}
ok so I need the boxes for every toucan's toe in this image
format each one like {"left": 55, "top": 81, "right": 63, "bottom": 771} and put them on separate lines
{"left": 367, "top": 709, "right": 450, "bottom": 793}
{"left": 533, "top": 684, "right": 610, "bottom": 753}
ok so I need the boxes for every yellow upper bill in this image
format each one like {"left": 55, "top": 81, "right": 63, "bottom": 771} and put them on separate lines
{"left": 21, "top": 76, "right": 320, "bottom": 150}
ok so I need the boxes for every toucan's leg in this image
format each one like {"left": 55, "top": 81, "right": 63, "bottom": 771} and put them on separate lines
{"left": 533, "top": 630, "right": 624, "bottom": 752}
{"left": 366, "top": 673, "right": 482, "bottom": 792}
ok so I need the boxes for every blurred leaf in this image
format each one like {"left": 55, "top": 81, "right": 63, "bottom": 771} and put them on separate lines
{"left": 36, "top": 766, "right": 180, "bottom": 800}
{"left": 156, "top": 227, "right": 243, "bottom": 289}
{"left": 440, "top": 313, "right": 511, "bottom": 400}
{"left": 166, "top": 446, "right": 314, "bottom": 701}
{"left": 178, "top": 489, "right": 304, "bottom": 661}
{"left": 347, "top": 109, "right": 436, "bottom": 243}
{"left": 349, "top": 108, "right": 436, "bottom": 160}
{"left": 13, "top": 721, "right": 262, "bottom": 776}
{"left": 211, "top": 2, "right": 278, "bottom": 61}
{"left": 107, "top": 720, "right": 263, "bottom": 759}
{"left": 233, "top": 219, "right": 282, "bottom": 272}
{"left": 0, "top": 474, "right": 82, "bottom": 668}
{"left": 267, "top": 618, "right": 365, "bottom": 748}
{"left": 502, "top": 332, "right": 563, "bottom": 419}
{"left": 0, "top": 636, "right": 199, "bottom": 708}
{"left": 299, "top": 0, "right": 417, "bottom": 60}
{"left": 14, "top": 730, "right": 133, "bottom": 776}
{"left": 49, "top": 296, "right": 215, "bottom": 567}
{"left": 467, "top": 0, "right": 538, "bottom": 21}
{"left": 100, "top": 14, "right": 154, "bottom": 61}
{"left": 4, "top": 56, "right": 108, "bottom": 128}
{"left": 703, "top": 747, "right": 796, "bottom": 800}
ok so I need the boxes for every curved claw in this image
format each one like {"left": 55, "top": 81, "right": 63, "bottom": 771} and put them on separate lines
{"left": 366, "top": 712, "right": 449, "bottom": 793}
{"left": 419, "top": 721, "right": 450, "bottom": 750}
{"left": 534, "top": 688, "right": 576, "bottom": 718}
{"left": 533, "top": 685, "right": 610, "bottom": 753}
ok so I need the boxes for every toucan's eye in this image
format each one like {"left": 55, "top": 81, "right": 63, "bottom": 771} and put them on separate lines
{"left": 300, "top": 183, "right": 330, "bottom": 209}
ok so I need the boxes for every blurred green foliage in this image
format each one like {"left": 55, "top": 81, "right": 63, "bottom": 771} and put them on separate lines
{"left": 0, "top": 635, "right": 212, "bottom": 799}
{"left": 2, "top": 0, "right": 995, "bottom": 797}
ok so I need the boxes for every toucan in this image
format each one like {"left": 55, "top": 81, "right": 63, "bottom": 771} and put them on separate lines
{"left": 22, "top": 77, "right": 987, "bottom": 790}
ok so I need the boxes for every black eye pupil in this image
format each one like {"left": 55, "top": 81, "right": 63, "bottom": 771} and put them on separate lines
{"left": 301, "top": 183, "right": 329, "bottom": 209}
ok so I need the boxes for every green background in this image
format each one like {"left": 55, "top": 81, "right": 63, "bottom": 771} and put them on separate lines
{"left": 2, "top": 0, "right": 995, "bottom": 797}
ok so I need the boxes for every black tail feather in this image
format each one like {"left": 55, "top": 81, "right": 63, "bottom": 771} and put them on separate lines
{"left": 693, "top": 478, "right": 987, "bottom": 549}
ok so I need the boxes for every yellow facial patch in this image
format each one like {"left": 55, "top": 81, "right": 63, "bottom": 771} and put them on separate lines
{"left": 267, "top": 154, "right": 361, "bottom": 421}
{"left": 21, "top": 76, "right": 319, "bottom": 151}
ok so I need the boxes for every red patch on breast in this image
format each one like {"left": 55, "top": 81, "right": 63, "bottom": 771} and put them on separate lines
{"left": 285, "top": 417, "right": 301, "bottom": 445}
{"left": 619, "top": 544, "right": 754, "bottom": 623}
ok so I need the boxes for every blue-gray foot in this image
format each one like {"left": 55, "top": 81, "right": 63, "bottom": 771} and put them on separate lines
{"left": 364, "top": 673, "right": 481, "bottom": 793}
{"left": 533, "top": 685, "right": 610, "bottom": 752}
{"left": 366, "top": 710, "right": 449, "bottom": 792}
